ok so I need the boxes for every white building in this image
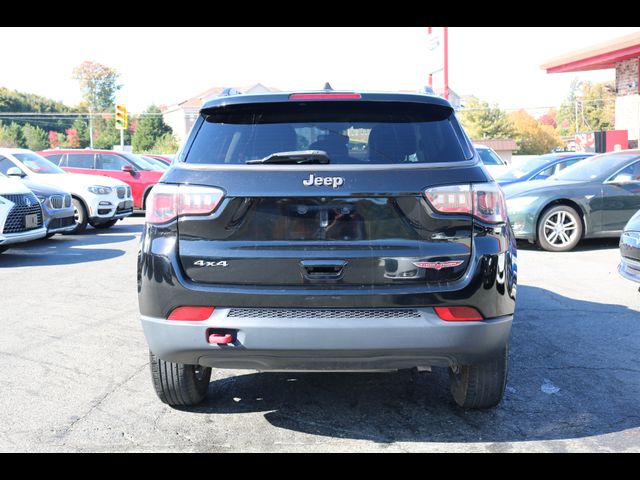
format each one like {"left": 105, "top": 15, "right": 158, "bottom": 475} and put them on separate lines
{"left": 161, "top": 83, "right": 280, "bottom": 142}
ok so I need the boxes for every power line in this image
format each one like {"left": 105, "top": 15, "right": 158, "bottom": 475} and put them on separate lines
{"left": 0, "top": 112, "right": 166, "bottom": 116}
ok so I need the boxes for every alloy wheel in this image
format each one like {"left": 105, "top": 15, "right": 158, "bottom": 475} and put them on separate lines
{"left": 543, "top": 210, "right": 578, "bottom": 248}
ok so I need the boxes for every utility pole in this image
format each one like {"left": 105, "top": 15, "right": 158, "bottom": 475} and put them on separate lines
{"left": 443, "top": 26, "right": 449, "bottom": 100}
{"left": 427, "top": 27, "right": 433, "bottom": 88}
{"left": 88, "top": 110, "right": 94, "bottom": 148}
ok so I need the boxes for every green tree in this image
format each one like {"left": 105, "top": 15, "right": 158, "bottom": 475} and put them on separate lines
{"left": 0, "top": 87, "right": 73, "bottom": 132}
{"left": 21, "top": 124, "right": 49, "bottom": 150}
{"left": 152, "top": 133, "right": 180, "bottom": 154}
{"left": 132, "top": 105, "right": 173, "bottom": 153}
{"left": 508, "top": 110, "right": 562, "bottom": 155}
{"left": 458, "top": 96, "right": 514, "bottom": 140}
{"left": 72, "top": 61, "right": 122, "bottom": 112}
{"left": 7, "top": 122, "right": 25, "bottom": 148}
{"left": 0, "top": 122, "right": 20, "bottom": 147}
{"left": 71, "top": 116, "right": 90, "bottom": 148}
{"left": 0, "top": 122, "right": 26, "bottom": 148}
{"left": 91, "top": 116, "right": 132, "bottom": 149}
{"left": 556, "top": 78, "right": 616, "bottom": 136}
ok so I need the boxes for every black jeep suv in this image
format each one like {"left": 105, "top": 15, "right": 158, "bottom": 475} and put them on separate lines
{"left": 137, "top": 91, "right": 517, "bottom": 409}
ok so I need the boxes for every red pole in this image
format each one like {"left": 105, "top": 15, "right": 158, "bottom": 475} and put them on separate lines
{"left": 443, "top": 26, "right": 449, "bottom": 100}
{"left": 427, "top": 27, "right": 433, "bottom": 88}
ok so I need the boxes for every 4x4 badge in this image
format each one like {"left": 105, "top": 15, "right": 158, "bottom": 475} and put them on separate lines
{"left": 193, "top": 260, "right": 229, "bottom": 267}
{"left": 413, "top": 260, "right": 464, "bottom": 271}
{"left": 303, "top": 174, "right": 345, "bottom": 189}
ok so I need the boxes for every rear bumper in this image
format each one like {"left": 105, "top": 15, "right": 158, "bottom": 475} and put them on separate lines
{"left": 0, "top": 227, "right": 47, "bottom": 246}
{"left": 141, "top": 309, "right": 513, "bottom": 370}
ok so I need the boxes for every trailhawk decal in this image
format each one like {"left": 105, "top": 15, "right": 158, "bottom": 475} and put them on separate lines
{"left": 413, "top": 260, "right": 464, "bottom": 271}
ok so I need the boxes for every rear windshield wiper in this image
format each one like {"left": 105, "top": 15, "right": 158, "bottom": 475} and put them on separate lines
{"left": 246, "top": 150, "right": 330, "bottom": 165}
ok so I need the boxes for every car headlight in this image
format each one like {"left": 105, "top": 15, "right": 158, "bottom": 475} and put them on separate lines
{"left": 87, "top": 186, "right": 113, "bottom": 195}
{"left": 506, "top": 196, "right": 538, "bottom": 212}
{"left": 36, "top": 195, "right": 46, "bottom": 204}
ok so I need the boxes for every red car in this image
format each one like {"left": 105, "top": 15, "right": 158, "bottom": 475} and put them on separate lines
{"left": 39, "top": 149, "right": 164, "bottom": 210}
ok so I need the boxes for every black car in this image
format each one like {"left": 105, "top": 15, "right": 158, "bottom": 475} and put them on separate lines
{"left": 619, "top": 209, "right": 640, "bottom": 283}
{"left": 138, "top": 90, "right": 517, "bottom": 409}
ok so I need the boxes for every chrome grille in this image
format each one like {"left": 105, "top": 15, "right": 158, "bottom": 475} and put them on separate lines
{"left": 1, "top": 193, "right": 43, "bottom": 234}
{"left": 49, "top": 195, "right": 64, "bottom": 209}
{"left": 64, "top": 194, "right": 71, "bottom": 208}
{"left": 117, "top": 187, "right": 126, "bottom": 199}
{"left": 227, "top": 308, "right": 422, "bottom": 319}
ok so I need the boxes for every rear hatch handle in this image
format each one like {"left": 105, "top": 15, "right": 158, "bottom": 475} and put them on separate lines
{"left": 300, "top": 260, "right": 347, "bottom": 280}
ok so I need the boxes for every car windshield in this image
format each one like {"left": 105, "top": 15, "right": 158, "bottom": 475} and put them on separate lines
{"left": 142, "top": 155, "right": 169, "bottom": 170}
{"left": 119, "top": 152, "right": 156, "bottom": 171}
{"left": 476, "top": 148, "right": 504, "bottom": 165}
{"left": 13, "top": 152, "right": 65, "bottom": 174}
{"left": 550, "top": 153, "right": 640, "bottom": 181}
{"left": 497, "top": 155, "right": 563, "bottom": 181}
{"left": 184, "top": 101, "right": 473, "bottom": 165}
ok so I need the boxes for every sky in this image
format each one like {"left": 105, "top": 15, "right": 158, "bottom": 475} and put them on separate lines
{"left": 1, "top": 27, "right": 638, "bottom": 113}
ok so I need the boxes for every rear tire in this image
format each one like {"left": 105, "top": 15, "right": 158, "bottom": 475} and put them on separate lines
{"left": 90, "top": 219, "right": 118, "bottom": 229}
{"left": 149, "top": 351, "right": 212, "bottom": 407}
{"left": 536, "top": 205, "right": 582, "bottom": 252}
{"left": 449, "top": 345, "right": 508, "bottom": 409}
{"left": 66, "top": 198, "right": 88, "bottom": 234}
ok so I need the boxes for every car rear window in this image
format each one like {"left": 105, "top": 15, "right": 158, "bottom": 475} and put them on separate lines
{"left": 183, "top": 101, "right": 473, "bottom": 165}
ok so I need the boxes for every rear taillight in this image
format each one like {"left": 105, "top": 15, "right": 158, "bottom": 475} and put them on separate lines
{"left": 434, "top": 306, "right": 484, "bottom": 322}
{"left": 425, "top": 185, "right": 472, "bottom": 214}
{"left": 168, "top": 306, "right": 215, "bottom": 321}
{"left": 472, "top": 183, "right": 507, "bottom": 224}
{"left": 424, "top": 183, "right": 507, "bottom": 224}
{"left": 146, "top": 185, "right": 225, "bottom": 225}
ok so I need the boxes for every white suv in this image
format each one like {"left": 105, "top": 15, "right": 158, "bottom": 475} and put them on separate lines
{"left": 0, "top": 173, "right": 47, "bottom": 253}
{"left": 0, "top": 149, "right": 133, "bottom": 233}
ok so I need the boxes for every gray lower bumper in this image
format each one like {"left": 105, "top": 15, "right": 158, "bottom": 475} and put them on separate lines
{"left": 619, "top": 258, "right": 640, "bottom": 283}
{"left": 0, "top": 227, "right": 47, "bottom": 246}
{"left": 141, "top": 308, "right": 513, "bottom": 371}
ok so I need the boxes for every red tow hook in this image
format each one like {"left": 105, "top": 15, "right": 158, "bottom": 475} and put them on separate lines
{"left": 208, "top": 333, "right": 234, "bottom": 345}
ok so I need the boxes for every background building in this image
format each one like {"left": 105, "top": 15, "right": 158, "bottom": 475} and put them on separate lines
{"left": 473, "top": 139, "right": 518, "bottom": 163}
{"left": 542, "top": 32, "right": 640, "bottom": 148}
{"left": 161, "top": 83, "right": 280, "bottom": 142}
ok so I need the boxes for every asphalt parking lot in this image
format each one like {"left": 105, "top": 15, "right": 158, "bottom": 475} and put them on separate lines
{"left": 0, "top": 215, "right": 638, "bottom": 452}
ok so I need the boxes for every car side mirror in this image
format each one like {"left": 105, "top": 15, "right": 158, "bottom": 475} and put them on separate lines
{"left": 609, "top": 173, "right": 634, "bottom": 184}
{"left": 6, "top": 167, "right": 26, "bottom": 178}
{"left": 121, "top": 165, "right": 135, "bottom": 174}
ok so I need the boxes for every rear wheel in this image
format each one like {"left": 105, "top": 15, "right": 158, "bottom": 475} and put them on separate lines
{"left": 90, "top": 219, "right": 118, "bottom": 229}
{"left": 449, "top": 345, "right": 508, "bottom": 409}
{"left": 536, "top": 205, "right": 582, "bottom": 252}
{"left": 65, "top": 198, "right": 88, "bottom": 234}
{"left": 149, "top": 351, "right": 212, "bottom": 407}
